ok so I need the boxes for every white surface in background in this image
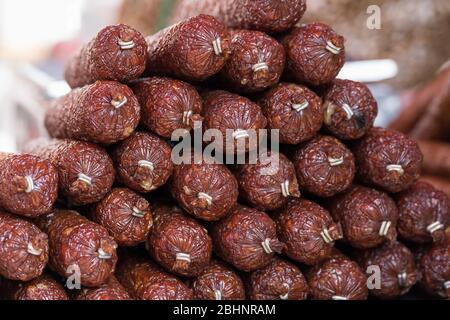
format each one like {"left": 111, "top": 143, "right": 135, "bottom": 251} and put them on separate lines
{"left": 0, "top": 62, "right": 18, "bottom": 152}
{"left": 338, "top": 59, "right": 399, "bottom": 83}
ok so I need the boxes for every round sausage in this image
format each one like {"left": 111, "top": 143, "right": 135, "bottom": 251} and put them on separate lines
{"left": 418, "top": 241, "right": 450, "bottom": 298}
{"left": 1, "top": 274, "right": 68, "bottom": 300}
{"left": 75, "top": 276, "right": 132, "bottom": 300}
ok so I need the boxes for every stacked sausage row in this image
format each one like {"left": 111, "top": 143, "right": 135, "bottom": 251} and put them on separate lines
{"left": 0, "top": 0, "right": 449, "bottom": 300}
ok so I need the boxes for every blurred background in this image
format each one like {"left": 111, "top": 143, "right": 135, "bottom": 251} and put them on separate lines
{"left": 0, "top": 0, "right": 449, "bottom": 192}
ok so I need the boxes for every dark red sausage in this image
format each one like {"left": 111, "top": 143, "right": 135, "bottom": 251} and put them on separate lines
{"left": 112, "top": 132, "right": 173, "bottom": 193}
{"left": 38, "top": 210, "right": 118, "bottom": 288}
{"left": 92, "top": 188, "right": 153, "bottom": 247}
{"left": 293, "top": 135, "right": 355, "bottom": 197}
{"left": 354, "top": 127, "right": 423, "bottom": 193}
{"left": 116, "top": 254, "right": 193, "bottom": 300}
{"left": 65, "top": 24, "right": 147, "bottom": 88}
{"left": 395, "top": 181, "right": 449, "bottom": 244}
{"left": 75, "top": 276, "right": 132, "bottom": 300}
{"left": 171, "top": 0, "right": 307, "bottom": 34}
{"left": 329, "top": 186, "right": 398, "bottom": 249}
{"left": 219, "top": 29, "right": 285, "bottom": 93}
{"left": 356, "top": 241, "right": 419, "bottom": 299}
{"left": 248, "top": 258, "right": 308, "bottom": 300}
{"left": 131, "top": 77, "right": 202, "bottom": 138}
{"left": 212, "top": 205, "right": 284, "bottom": 272}
{"left": 323, "top": 79, "right": 378, "bottom": 140}
{"left": 418, "top": 241, "right": 450, "bottom": 298}
{"left": 0, "top": 211, "right": 48, "bottom": 281}
{"left": 259, "top": 83, "right": 323, "bottom": 144}
{"left": 0, "top": 274, "right": 69, "bottom": 300}
{"left": 276, "top": 199, "right": 342, "bottom": 266}
{"left": 171, "top": 160, "right": 238, "bottom": 221}
{"left": 24, "top": 139, "right": 115, "bottom": 206}
{"left": 283, "top": 23, "right": 345, "bottom": 86}
{"left": 146, "top": 202, "right": 212, "bottom": 277}
{"left": 0, "top": 152, "right": 58, "bottom": 217}
{"left": 191, "top": 260, "right": 245, "bottom": 300}
{"left": 45, "top": 81, "right": 140, "bottom": 145}
{"left": 146, "top": 14, "right": 231, "bottom": 82}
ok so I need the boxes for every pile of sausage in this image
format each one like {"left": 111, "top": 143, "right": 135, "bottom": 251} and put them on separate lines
{"left": 0, "top": 0, "right": 449, "bottom": 301}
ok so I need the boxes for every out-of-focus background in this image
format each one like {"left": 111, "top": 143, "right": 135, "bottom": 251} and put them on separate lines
{"left": 0, "top": 0, "right": 449, "bottom": 191}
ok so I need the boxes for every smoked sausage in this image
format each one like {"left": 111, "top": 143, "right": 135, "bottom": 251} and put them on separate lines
{"left": 0, "top": 274, "right": 69, "bottom": 300}
{"left": 75, "top": 276, "right": 132, "bottom": 300}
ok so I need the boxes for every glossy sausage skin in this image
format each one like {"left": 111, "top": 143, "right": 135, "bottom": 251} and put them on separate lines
{"left": 146, "top": 14, "right": 231, "bottom": 82}
{"left": 0, "top": 274, "right": 69, "bottom": 300}
{"left": 65, "top": 24, "right": 147, "bottom": 88}
{"left": 0, "top": 152, "right": 58, "bottom": 217}
{"left": 0, "top": 211, "right": 48, "bottom": 281}
{"left": 75, "top": 276, "right": 132, "bottom": 300}
{"left": 45, "top": 81, "right": 140, "bottom": 145}
{"left": 418, "top": 241, "right": 450, "bottom": 298}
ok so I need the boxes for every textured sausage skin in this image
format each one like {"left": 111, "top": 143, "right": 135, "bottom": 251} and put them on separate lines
{"left": 0, "top": 274, "right": 69, "bottom": 300}
{"left": 283, "top": 23, "right": 345, "bottom": 86}
{"left": 418, "top": 241, "right": 450, "bottom": 298}
{"left": 24, "top": 139, "right": 115, "bottom": 206}
{"left": 65, "top": 24, "right": 147, "bottom": 88}
{"left": 330, "top": 186, "right": 398, "bottom": 249}
{"left": 191, "top": 260, "right": 245, "bottom": 300}
{"left": 248, "top": 258, "right": 308, "bottom": 300}
{"left": 307, "top": 257, "right": 368, "bottom": 300}
{"left": 0, "top": 211, "right": 48, "bottom": 281}
{"left": 146, "top": 15, "right": 231, "bottom": 82}
{"left": 146, "top": 202, "right": 212, "bottom": 277}
{"left": 236, "top": 152, "right": 300, "bottom": 211}
{"left": 293, "top": 135, "right": 355, "bottom": 197}
{"left": 203, "top": 90, "right": 267, "bottom": 154}
{"left": 356, "top": 241, "right": 418, "bottom": 299}
{"left": 131, "top": 77, "right": 203, "bottom": 138}
{"left": 92, "top": 188, "right": 153, "bottom": 247}
{"left": 260, "top": 83, "right": 323, "bottom": 145}
{"left": 171, "top": 160, "right": 238, "bottom": 221}
{"left": 75, "top": 276, "right": 132, "bottom": 300}
{"left": 116, "top": 254, "right": 193, "bottom": 300}
{"left": 112, "top": 132, "right": 173, "bottom": 193}
{"left": 45, "top": 81, "right": 140, "bottom": 145}
{"left": 212, "top": 205, "right": 284, "bottom": 272}
{"left": 0, "top": 153, "right": 58, "bottom": 217}
{"left": 219, "top": 30, "right": 285, "bottom": 93}
{"left": 354, "top": 128, "right": 423, "bottom": 193}
{"left": 323, "top": 79, "right": 378, "bottom": 140}
{"left": 395, "top": 182, "right": 450, "bottom": 244}
{"left": 171, "top": 0, "right": 307, "bottom": 34}
{"left": 276, "top": 199, "right": 342, "bottom": 266}
{"left": 38, "top": 210, "right": 118, "bottom": 288}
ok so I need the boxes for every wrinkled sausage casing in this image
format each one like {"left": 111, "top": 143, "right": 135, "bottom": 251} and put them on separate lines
{"left": 356, "top": 241, "right": 418, "bottom": 299}
{"left": 323, "top": 79, "right": 378, "bottom": 140}
{"left": 260, "top": 83, "right": 323, "bottom": 145}
{"left": 203, "top": 90, "right": 267, "bottom": 154}
{"left": 65, "top": 24, "right": 147, "bottom": 88}
{"left": 38, "top": 210, "right": 118, "bottom": 288}
{"left": 396, "top": 181, "right": 450, "bottom": 244}
{"left": 0, "top": 211, "right": 48, "bottom": 281}
{"left": 146, "top": 203, "right": 212, "bottom": 277}
{"left": 419, "top": 241, "right": 450, "bottom": 298}
{"left": 248, "top": 257, "right": 309, "bottom": 300}
{"left": 171, "top": 160, "right": 238, "bottom": 221}
{"left": 24, "top": 139, "right": 115, "bottom": 206}
{"left": 330, "top": 186, "right": 398, "bottom": 249}
{"left": 276, "top": 199, "right": 342, "bottom": 266}
{"left": 131, "top": 77, "right": 202, "bottom": 138}
{"left": 146, "top": 14, "right": 231, "bottom": 82}
{"left": 75, "top": 276, "right": 132, "bottom": 300}
{"left": 212, "top": 205, "right": 284, "bottom": 272}
{"left": 0, "top": 153, "right": 58, "bottom": 218}
{"left": 1, "top": 274, "right": 69, "bottom": 300}
{"left": 172, "top": 0, "right": 307, "bottom": 34}
{"left": 113, "top": 132, "right": 173, "bottom": 193}
{"left": 283, "top": 22, "right": 345, "bottom": 86}
{"left": 45, "top": 81, "right": 141, "bottom": 145}
{"left": 116, "top": 254, "right": 193, "bottom": 300}
{"left": 307, "top": 257, "right": 368, "bottom": 300}
{"left": 219, "top": 29, "right": 285, "bottom": 93}
{"left": 354, "top": 127, "right": 423, "bottom": 193}
{"left": 293, "top": 135, "right": 355, "bottom": 197}
{"left": 92, "top": 188, "right": 153, "bottom": 247}
{"left": 236, "top": 152, "right": 300, "bottom": 211}
{"left": 191, "top": 260, "right": 245, "bottom": 300}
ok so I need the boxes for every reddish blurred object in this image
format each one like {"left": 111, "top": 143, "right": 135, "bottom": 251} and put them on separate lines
{"left": 420, "top": 176, "right": 450, "bottom": 199}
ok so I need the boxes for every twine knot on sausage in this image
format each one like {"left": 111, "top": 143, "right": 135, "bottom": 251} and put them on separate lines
{"left": 292, "top": 101, "right": 309, "bottom": 112}
{"left": 118, "top": 39, "right": 135, "bottom": 50}
{"left": 27, "top": 242, "right": 43, "bottom": 256}
{"left": 444, "top": 281, "right": 450, "bottom": 289}
{"left": 426, "top": 221, "right": 444, "bottom": 234}
{"left": 328, "top": 156, "right": 344, "bottom": 167}
{"left": 252, "top": 62, "right": 269, "bottom": 73}
{"left": 320, "top": 228, "right": 335, "bottom": 244}
{"left": 198, "top": 192, "right": 213, "bottom": 206}
{"left": 398, "top": 272, "right": 408, "bottom": 288}
{"left": 341, "top": 104, "right": 354, "bottom": 120}
{"left": 183, "top": 111, "right": 193, "bottom": 126}
{"left": 111, "top": 97, "right": 128, "bottom": 109}
{"left": 261, "top": 238, "right": 274, "bottom": 254}
{"left": 326, "top": 41, "right": 342, "bottom": 55}
{"left": 98, "top": 247, "right": 113, "bottom": 259}
{"left": 214, "top": 289, "right": 222, "bottom": 301}
{"left": 379, "top": 221, "right": 392, "bottom": 237}
{"left": 233, "top": 129, "right": 250, "bottom": 140}
{"left": 176, "top": 253, "right": 191, "bottom": 263}
{"left": 77, "top": 173, "right": 92, "bottom": 186}
{"left": 132, "top": 207, "right": 146, "bottom": 218}
{"left": 386, "top": 164, "right": 404, "bottom": 175}
{"left": 212, "top": 38, "right": 223, "bottom": 56}
{"left": 281, "top": 180, "right": 292, "bottom": 198}
{"left": 332, "top": 295, "right": 348, "bottom": 300}
{"left": 138, "top": 160, "right": 154, "bottom": 171}
{"left": 279, "top": 283, "right": 290, "bottom": 300}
